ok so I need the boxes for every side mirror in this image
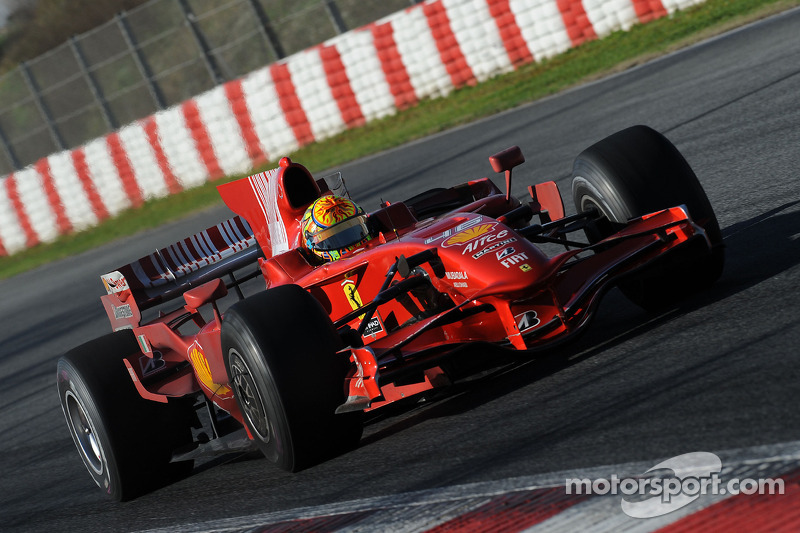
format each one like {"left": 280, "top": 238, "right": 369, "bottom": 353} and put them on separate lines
{"left": 489, "top": 146, "right": 525, "bottom": 202}
{"left": 184, "top": 278, "right": 228, "bottom": 323}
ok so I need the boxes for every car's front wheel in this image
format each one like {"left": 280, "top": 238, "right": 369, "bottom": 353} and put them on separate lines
{"left": 571, "top": 125, "right": 724, "bottom": 310}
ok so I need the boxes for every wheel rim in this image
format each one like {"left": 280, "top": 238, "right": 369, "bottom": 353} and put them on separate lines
{"left": 229, "top": 351, "right": 270, "bottom": 442}
{"left": 573, "top": 174, "right": 619, "bottom": 222}
{"left": 64, "top": 390, "right": 104, "bottom": 474}
{"left": 579, "top": 195, "right": 612, "bottom": 221}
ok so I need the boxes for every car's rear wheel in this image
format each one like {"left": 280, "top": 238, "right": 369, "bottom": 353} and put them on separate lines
{"left": 571, "top": 125, "right": 724, "bottom": 310}
{"left": 221, "top": 284, "right": 362, "bottom": 472}
{"left": 56, "top": 330, "right": 194, "bottom": 501}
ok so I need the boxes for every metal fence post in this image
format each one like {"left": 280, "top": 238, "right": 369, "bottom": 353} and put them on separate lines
{"left": 0, "top": 121, "right": 21, "bottom": 171}
{"left": 19, "top": 62, "right": 65, "bottom": 151}
{"left": 69, "top": 36, "right": 119, "bottom": 130}
{"left": 245, "top": 0, "right": 285, "bottom": 60}
{"left": 176, "top": 0, "right": 225, "bottom": 85}
{"left": 324, "top": 0, "right": 348, "bottom": 34}
{"left": 116, "top": 11, "right": 166, "bottom": 110}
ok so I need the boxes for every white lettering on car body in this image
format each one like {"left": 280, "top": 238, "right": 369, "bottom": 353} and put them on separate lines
{"left": 501, "top": 252, "right": 529, "bottom": 268}
{"left": 461, "top": 230, "right": 509, "bottom": 255}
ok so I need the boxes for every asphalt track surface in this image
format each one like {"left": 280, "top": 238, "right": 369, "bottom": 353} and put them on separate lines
{"left": 2, "top": 8, "right": 799, "bottom": 532}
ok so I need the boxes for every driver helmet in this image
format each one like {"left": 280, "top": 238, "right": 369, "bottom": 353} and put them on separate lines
{"left": 301, "top": 195, "right": 371, "bottom": 262}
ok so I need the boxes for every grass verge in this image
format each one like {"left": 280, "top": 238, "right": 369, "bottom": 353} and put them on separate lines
{"left": 1, "top": 0, "right": 797, "bottom": 280}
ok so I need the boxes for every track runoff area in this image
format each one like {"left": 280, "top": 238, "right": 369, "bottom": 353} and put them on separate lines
{"left": 134, "top": 439, "right": 800, "bottom": 532}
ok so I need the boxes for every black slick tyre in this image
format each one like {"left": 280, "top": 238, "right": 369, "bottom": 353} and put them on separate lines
{"left": 56, "top": 330, "right": 194, "bottom": 501}
{"left": 221, "top": 284, "right": 362, "bottom": 472}
{"left": 571, "top": 125, "right": 724, "bottom": 309}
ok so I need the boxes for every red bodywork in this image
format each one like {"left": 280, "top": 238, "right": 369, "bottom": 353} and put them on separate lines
{"left": 99, "top": 153, "right": 708, "bottom": 424}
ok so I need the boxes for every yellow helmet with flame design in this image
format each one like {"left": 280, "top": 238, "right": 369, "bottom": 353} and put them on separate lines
{"left": 301, "top": 195, "right": 371, "bottom": 262}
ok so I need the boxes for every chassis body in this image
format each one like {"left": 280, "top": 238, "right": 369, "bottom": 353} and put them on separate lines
{"left": 99, "top": 148, "right": 708, "bottom": 423}
{"left": 59, "top": 126, "right": 723, "bottom": 499}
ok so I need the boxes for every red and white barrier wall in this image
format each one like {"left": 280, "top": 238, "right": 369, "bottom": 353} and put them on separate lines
{"left": 0, "top": 0, "right": 706, "bottom": 257}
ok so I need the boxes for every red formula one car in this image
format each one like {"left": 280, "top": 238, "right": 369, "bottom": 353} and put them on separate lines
{"left": 57, "top": 126, "right": 724, "bottom": 500}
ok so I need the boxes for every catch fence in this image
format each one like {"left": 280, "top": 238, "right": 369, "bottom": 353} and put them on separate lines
{"left": 0, "top": 0, "right": 421, "bottom": 175}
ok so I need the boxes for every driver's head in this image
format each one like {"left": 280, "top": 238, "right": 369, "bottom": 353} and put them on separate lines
{"left": 301, "top": 195, "right": 371, "bottom": 262}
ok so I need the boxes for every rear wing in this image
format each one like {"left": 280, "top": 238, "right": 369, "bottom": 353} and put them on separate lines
{"left": 100, "top": 216, "right": 260, "bottom": 328}
{"left": 99, "top": 158, "right": 332, "bottom": 332}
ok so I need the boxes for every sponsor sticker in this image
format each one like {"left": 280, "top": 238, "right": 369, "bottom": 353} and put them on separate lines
{"left": 471, "top": 237, "right": 516, "bottom": 259}
{"left": 459, "top": 228, "right": 510, "bottom": 255}
{"left": 139, "top": 350, "right": 166, "bottom": 378}
{"left": 500, "top": 252, "right": 529, "bottom": 268}
{"left": 424, "top": 217, "right": 485, "bottom": 245}
{"left": 189, "top": 344, "right": 231, "bottom": 395}
{"left": 496, "top": 247, "right": 516, "bottom": 260}
{"left": 515, "top": 310, "right": 541, "bottom": 333}
{"left": 113, "top": 304, "right": 133, "bottom": 320}
{"left": 443, "top": 223, "right": 496, "bottom": 248}
{"left": 101, "top": 271, "right": 129, "bottom": 295}
{"left": 445, "top": 271, "right": 468, "bottom": 280}
{"left": 363, "top": 316, "right": 384, "bottom": 337}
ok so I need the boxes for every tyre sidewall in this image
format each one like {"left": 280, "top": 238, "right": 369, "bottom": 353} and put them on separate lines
{"left": 223, "top": 311, "right": 296, "bottom": 469}
{"left": 58, "top": 356, "right": 123, "bottom": 498}
{"left": 57, "top": 330, "right": 194, "bottom": 501}
{"left": 570, "top": 126, "right": 724, "bottom": 307}
{"left": 222, "top": 285, "right": 362, "bottom": 472}
{"left": 572, "top": 126, "right": 722, "bottom": 244}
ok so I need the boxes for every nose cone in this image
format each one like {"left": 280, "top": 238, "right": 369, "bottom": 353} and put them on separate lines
{"left": 424, "top": 215, "right": 549, "bottom": 298}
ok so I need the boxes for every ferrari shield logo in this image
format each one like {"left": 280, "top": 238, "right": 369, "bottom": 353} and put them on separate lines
{"left": 341, "top": 278, "right": 363, "bottom": 311}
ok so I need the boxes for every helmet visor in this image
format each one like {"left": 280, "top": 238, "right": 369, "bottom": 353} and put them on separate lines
{"left": 308, "top": 215, "right": 369, "bottom": 251}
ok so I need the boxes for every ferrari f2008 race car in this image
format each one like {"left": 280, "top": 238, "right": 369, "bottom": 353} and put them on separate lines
{"left": 57, "top": 126, "right": 724, "bottom": 500}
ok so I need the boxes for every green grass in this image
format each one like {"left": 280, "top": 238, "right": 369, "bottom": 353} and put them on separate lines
{"left": 1, "top": 0, "right": 797, "bottom": 280}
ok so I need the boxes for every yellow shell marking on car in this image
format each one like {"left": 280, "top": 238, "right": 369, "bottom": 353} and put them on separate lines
{"left": 189, "top": 346, "right": 231, "bottom": 395}
{"left": 444, "top": 224, "right": 495, "bottom": 247}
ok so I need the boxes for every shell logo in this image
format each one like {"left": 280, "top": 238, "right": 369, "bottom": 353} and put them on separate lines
{"left": 443, "top": 224, "right": 495, "bottom": 247}
{"left": 189, "top": 345, "right": 231, "bottom": 396}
